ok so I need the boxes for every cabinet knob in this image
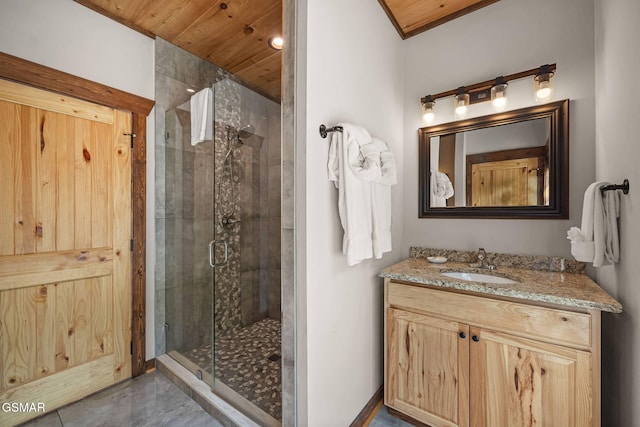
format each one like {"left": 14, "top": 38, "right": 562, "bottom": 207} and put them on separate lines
{"left": 472, "top": 335, "right": 480, "bottom": 342}
{"left": 459, "top": 332, "right": 466, "bottom": 339}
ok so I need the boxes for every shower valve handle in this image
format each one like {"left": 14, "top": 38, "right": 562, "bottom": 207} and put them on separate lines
{"left": 208, "top": 239, "right": 229, "bottom": 268}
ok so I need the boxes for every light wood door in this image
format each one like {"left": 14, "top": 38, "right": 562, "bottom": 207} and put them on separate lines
{"left": 471, "top": 158, "right": 539, "bottom": 206}
{"left": 386, "top": 308, "right": 469, "bottom": 427}
{"left": 0, "top": 79, "right": 132, "bottom": 426}
{"left": 469, "top": 327, "right": 592, "bottom": 427}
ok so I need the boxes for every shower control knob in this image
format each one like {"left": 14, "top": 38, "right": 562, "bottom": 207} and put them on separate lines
{"left": 221, "top": 216, "right": 241, "bottom": 228}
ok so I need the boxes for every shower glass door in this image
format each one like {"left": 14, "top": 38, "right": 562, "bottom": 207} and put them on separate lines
{"left": 163, "top": 93, "right": 216, "bottom": 387}
{"left": 209, "top": 79, "right": 282, "bottom": 426}
{"left": 162, "top": 78, "right": 282, "bottom": 426}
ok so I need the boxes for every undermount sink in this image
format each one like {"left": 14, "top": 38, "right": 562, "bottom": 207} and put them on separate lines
{"left": 441, "top": 271, "right": 519, "bottom": 285}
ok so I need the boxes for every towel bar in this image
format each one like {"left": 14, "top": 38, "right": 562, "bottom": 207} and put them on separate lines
{"left": 319, "top": 124, "right": 343, "bottom": 138}
{"left": 600, "top": 179, "right": 630, "bottom": 195}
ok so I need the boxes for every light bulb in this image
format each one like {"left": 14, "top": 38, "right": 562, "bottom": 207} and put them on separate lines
{"left": 454, "top": 88, "right": 469, "bottom": 117}
{"left": 491, "top": 78, "right": 508, "bottom": 111}
{"left": 422, "top": 97, "right": 435, "bottom": 122}
{"left": 268, "top": 37, "right": 284, "bottom": 50}
{"left": 536, "top": 83, "right": 551, "bottom": 100}
{"left": 534, "top": 67, "right": 554, "bottom": 101}
{"left": 492, "top": 97, "right": 506, "bottom": 108}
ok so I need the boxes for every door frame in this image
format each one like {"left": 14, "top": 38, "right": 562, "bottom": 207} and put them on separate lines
{"left": 0, "top": 51, "right": 155, "bottom": 377}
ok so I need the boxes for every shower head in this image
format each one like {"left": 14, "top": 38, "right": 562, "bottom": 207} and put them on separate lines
{"left": 236, "top": 124, "right": 255, "bottom": 140}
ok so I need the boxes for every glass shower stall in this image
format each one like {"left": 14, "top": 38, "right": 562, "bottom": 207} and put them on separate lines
{"left": 158, "top": 78, "right": 282, "bottom": 425}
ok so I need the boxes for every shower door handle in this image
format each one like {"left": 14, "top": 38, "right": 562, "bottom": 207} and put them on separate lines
{"left": 218, "top": 240, "right": 229, "bottom": 266}
{"left": 208, "top": 239, "right": 229, "bottom": 268}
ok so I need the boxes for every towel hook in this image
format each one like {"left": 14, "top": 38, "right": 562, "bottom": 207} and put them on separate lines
{"left": 319, "top": 124, "right": 343, "bottom": 138}
{"left": 600, "top": 179, "right": 630, "bottom": 195}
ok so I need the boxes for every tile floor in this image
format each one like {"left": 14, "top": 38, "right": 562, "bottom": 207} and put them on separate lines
{"left": 369, "top": 406, "right": 414, "bottom": 427}
{"left": 20, "top": 369, "right": 409, "bottom": 427}
{"left": 20, "top": 371, "right": 224, "bottom": 427}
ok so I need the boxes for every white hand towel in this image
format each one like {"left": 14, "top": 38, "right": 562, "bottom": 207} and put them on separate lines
{"left": 567, "top": 226, "right": 593, "bottom": 262}
{"left": 569, "top": 181, "right": 620, "bottom": 266}
{"left": 430, "top": 170, "right": 454, "bottom": 207}
{"left": 327, "top": 123, "right": 375, "bottom": 266}
{"left": 569, "top": 181, "right": 606, "bottom": 263}
{"left": 602, "top": 188, "right": 621, "bottom": 264}
{"left": 190, "top": 88, "right": 213, "bottom": 146}
{"left": 350, "top": 142, "right": 382, "bottom": 182}
{"left": 581, "top": 182, "right": 606, "bottom": 242}
{"left": 371, "top": 137, "right": 396, "bottom": 259}
{"left": 566, "top": 226, "right": 585, "bottom": 242}
{"left": 592, "top": 183, "right": 607, "bottom": 267}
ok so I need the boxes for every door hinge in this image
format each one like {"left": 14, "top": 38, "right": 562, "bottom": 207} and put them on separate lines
{"left": 130, "top": 239, "right": 134, "bottom": 252}
{"left": 123, "top": 132, "right": 136, "bottom": 148}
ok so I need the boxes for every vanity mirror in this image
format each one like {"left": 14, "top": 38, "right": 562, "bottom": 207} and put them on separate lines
{"left": 419, "top": 99, "right": 569, "bottom": 218}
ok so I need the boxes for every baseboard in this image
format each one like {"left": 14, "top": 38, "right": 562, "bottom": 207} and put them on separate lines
{"left": 144, "top": 358, "right": 156, "bottom": 372}
{"left": 350, "top": 386, "right": 384, "bottom": 427}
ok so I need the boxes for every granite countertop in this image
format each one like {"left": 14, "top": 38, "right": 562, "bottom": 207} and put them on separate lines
{"left": 380, "top": 257, "right": 623, "bottom": 313}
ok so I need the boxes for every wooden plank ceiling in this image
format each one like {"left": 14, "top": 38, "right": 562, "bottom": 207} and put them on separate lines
{"left": 75, "top": 0, "right": 283, "bottom": 101}
{"left": 378, "top": 0, "right": 499, "bottom": 39}
{"left": 74, "top": 0, "right": 499, "bottom": 100}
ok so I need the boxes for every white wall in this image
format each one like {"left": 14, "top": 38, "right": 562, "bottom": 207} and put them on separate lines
{"left": 0, "top": 0, "right": 154, "bottom": 99}
{"left": 300, "top": 0, "right": 404, "bottom": 424}
{"left": 594, "top": 0, "right": 640, "bottom": 424}
{"left": 402, "top": 0, "right": 595, "bottom": 257}
{"left": 0, "top": 0, "right": 156, "bottom": 358}
{"left": 464, "top": 119, "right": 548, "bottom": 155}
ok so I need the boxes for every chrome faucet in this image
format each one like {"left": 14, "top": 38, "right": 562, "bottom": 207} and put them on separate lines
{"left": 472, "top": 248, "right": 496, "bottom": 270}
{"left": 477, "top": 248, "right": 487, "bottom": 267}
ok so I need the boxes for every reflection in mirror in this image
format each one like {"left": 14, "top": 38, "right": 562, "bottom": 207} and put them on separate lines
{"left": 419, "top": 100, "right": 569, "bottom": 218}
{"left": 430, "top": 118, "right": 550, "bottom": 207}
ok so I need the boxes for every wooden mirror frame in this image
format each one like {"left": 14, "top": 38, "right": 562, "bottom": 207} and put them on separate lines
{"left": 418, "top": 99, "right": 569, "bottom": 219}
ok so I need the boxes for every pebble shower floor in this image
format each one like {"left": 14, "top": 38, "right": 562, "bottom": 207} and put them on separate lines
{"left": 184, "top": 318, "right": 282, "bottom": 420}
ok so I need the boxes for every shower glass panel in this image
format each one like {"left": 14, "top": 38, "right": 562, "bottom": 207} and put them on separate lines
{"left": 162, "top": 78, "right": 282, "bottom": 425}
{"left": 163, "top": 97, "right": 216, "bottom": 383}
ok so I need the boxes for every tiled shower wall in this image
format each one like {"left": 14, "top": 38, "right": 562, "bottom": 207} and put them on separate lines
{"left": 235, "top": 84, "right": 282, "bottom": 326}
{"left": 155, "top": 38, "right": 281, "bottom": 357}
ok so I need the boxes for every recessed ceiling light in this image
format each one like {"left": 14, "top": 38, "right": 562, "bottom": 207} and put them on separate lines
{"left": 268, "top": 36, "right": 283, "bottom": 50}
{"left": 187, "top": 88, "right": 196, "bottom": 93}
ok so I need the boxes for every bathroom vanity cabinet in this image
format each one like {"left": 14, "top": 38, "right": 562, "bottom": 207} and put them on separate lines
{"left": 384, "top": 279, "right": 600, "bottom": 427}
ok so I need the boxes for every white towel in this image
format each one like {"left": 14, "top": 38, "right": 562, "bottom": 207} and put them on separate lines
{"left": 602, "top": 187, "right": 621, "bottom": 265}
{"left": 569, "top": 182, "right": 604, "bottom": 262}
{"left": 371, "top": 137, "right": 397, "bottom": 259}
{"left": 190, "top": 88, "right": 213, "bottom": 146}
{"left": 592, "top": 183, "right": 607, "bottom": 266}
{"left": 327, "top": 123, "right": 376, "bottom": 266}
{"left": 568, "top": 181, "right": 620, "bottom": 266}
{"left": 430, "top": 170, "right": 454, "bottom": 207}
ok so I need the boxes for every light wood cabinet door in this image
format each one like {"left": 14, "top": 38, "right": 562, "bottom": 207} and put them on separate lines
{"left": 469, "top": 327, "right": 592, "bottom": 427}
{"left": 386, "top": 308, "right": 469, "bottom": 427}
